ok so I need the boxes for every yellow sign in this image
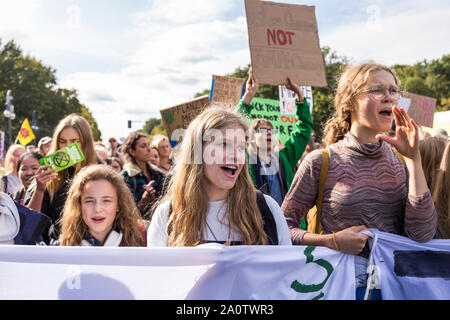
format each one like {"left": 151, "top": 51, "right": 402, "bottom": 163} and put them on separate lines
{"left": 17, "top": 118, "right": 35, "bottom": 146}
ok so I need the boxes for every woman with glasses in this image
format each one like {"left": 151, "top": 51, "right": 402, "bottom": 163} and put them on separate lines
{"left": 236, "top": 69, "right": 313, "bottom": 211}
{"left": 282, "top": 62, "right": 437, "bottom": 299}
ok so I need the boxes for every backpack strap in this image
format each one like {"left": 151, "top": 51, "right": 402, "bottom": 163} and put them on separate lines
{"left": 392, "top": 147, "right": 406, "bottom": 168}
{"left": 307, "top": 149, "right": 330, "bottom": 234}
{"left": 255, "top": 190, "right": 278, "bottom": 245}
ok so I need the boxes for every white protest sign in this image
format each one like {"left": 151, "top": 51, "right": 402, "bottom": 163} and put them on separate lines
{"left": 279, "top": 86, "right": 313, "bottom": 114}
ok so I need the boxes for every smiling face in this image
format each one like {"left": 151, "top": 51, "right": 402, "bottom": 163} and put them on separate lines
{"left": 18, "top": 155, "right": 41, "bottom": 189}
{"left": 202, "top": 124, "right": 246, "bottom": 201}
{"left": 81, "top": 179, "right": 118, "bottom": 244}
{"left": 351, "top": 70, "right": 399, "bottom": 142}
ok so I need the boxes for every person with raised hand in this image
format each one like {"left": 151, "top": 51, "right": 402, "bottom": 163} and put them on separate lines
{"left": 282, "top": 62, "right": 437, "bottom": 300}
{"left": 235, "top": 68, "right": 313, "bottom": 210}
{"left": 27, "top": 114, "right": 98, "bottom": 243}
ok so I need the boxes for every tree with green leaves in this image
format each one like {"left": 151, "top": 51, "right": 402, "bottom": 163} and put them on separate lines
{"left": 0, "top": 39, "right": 101, "bottom": 148}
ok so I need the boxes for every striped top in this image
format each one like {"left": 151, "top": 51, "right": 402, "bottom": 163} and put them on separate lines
{"left": 282, "top": 133, "right": 437, "bottom": 245}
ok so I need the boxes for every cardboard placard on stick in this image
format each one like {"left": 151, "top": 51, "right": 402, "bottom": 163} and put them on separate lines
{"left": 402, "top": 92, "right": 436, "bottom": 128}
{"left": 160, "top": 95, "right": 211, "bottom": 140}
{"left": 210, "top": 75, "right": 246, "bottom": 108}
{"left": 245, "top": 0, "right": 327, "bottom": 87}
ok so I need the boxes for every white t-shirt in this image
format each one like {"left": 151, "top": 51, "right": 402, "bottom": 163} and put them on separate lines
{"left": 147, "top": 194, "right": 292, "bottom": 246}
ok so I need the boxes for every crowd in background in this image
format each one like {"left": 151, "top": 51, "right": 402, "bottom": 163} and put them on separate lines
{"left": 0, "top": 62, "right": 449, "bottom": 300}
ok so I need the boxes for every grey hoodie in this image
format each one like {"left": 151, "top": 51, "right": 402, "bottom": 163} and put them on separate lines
{"left": 0, "top": 192, "right": 20, "bottom": 244}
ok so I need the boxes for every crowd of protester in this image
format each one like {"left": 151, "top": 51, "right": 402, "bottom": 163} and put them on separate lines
{"left": 0, "top": 62, "right": 448, "bottom": 300}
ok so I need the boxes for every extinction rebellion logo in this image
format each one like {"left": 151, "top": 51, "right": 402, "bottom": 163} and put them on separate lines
{"left": 53, "top": 151, "right": 71, "bottom": 169}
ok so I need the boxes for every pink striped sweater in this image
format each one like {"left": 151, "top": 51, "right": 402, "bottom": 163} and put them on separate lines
{"left": 282, "top": 133, "right": 437, "bottom": 245}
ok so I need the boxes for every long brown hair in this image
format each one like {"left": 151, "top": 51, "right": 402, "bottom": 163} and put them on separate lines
{"left": 162, "top": 107, "right": 268, "bottom": 246}
{"left": 46, "top": 114, "right": 97, "bottom": 202}
{"left": 419, "top": 136, "right": 448, "bottom": 194}
{"left": 433, "top": 141, "right": 450, "bottom": 238}
{"left": 121, "top": 132, "right": 148, "bottom": 165}
{"left": 58, "top": 164, "right": 143, "bottom": 246}
{"left": 323, "top": 62, "right": 400, "bottom": 146}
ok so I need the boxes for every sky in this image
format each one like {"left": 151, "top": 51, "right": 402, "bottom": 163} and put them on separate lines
{"left": 1, "top": 0, "right": 449, "bottom": 142}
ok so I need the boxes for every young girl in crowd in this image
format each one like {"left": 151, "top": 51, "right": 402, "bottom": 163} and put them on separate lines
{"left": 13, "top": 152, "right": 53, "bottom": 206}
{"left": 58, "top": 165, "right": 144, "bottom": 246}
{"left": 1, "top": 144, "right": 25, "bottom": 195}
{"left": 281, "top": 62, "right": 437, "bottom": 299}
{"left": 121, "top": 132, "right": 165, "bottom": 217}
{"left": 151, "top": 135, "right": 172, "bottom": 174}
{"left": 149, "top": 146, "right": 160, "bottom": 167}
{"left": 28, "top": 114, "right": 98, "bottom": 241}
{"left": 147, "top": 107, "right": 292, "bottom": 247}
{"left": 106, "top": 157, "right": 124, "bottom": 174}
{"left": 433, "top": 141, "right": 449, "bottom": 239}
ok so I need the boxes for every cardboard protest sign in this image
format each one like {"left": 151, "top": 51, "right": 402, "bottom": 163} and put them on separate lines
{"left": 40, "top": 142, "right": 85, "bottom": 172}
{"left": 279, "top": 86, "right": 313, "bottom": 115}
{"left": 245, "top": 0, "right": 327, "bottom": 87}
{"left": 210, "top": 75, "right": 245, "bottom": 108}
{"left": 245, "top": 97, "right": 299, "bottom": 144}
{"left": 160, "top": 95, "right": 211, "bottom": 140}
{"left": 402, "top": 92, "right": 436, "bottom": 128}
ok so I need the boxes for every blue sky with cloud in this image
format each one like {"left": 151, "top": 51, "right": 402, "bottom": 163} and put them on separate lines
{"left": 1, "top": 0, "right": 449, "bottom": 141}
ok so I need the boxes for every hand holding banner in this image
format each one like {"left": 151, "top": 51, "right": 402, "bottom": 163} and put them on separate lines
{"left": 40, "top": 142, "right": 85, "bottom": 172}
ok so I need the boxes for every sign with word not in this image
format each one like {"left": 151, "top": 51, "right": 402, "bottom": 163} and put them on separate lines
{"left": 279, "top": 86, "right": 313, "bottom": 115}
{"left": 402, "top": 92, "right": 436, "bottom": 128}
{"left": 40, "top": 142, "right": 85, "bottom": 172}
{"left": 210, "top": 75, "right": 245, "bottom": 109}
{"left": 245, "top": 0, "right": 327, "bottom": 87}
{"left": 160, "top": 95, "right": 211, "bottom": 141}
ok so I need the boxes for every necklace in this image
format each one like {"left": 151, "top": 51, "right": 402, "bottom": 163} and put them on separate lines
{"left": 205, "top": 201, "right": 231, "bottom": 243}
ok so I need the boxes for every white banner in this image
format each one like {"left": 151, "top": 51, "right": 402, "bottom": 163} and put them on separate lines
{"left": 367, "top": 230, "right": 450, "bottom": 300}
{"left": 1, "top": 231, "right": 449, "bottom": 300}
{"left": 0, "top": 244, "right": 353, "bottom": 300}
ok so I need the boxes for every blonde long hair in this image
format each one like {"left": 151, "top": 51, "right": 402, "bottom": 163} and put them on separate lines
{"left": 163, "top": 107, "right": 268, "bottom": 246}
{"left": 433, "top": 141, "right": 450, "bottom": 238}
{"left": 323, "top": 62, "right": 400, "bottom": 146}
{"left": 58, "top": 164, "right": 143, "bottom": 246}
{"left": 46, "top": 114, "right": 97, "bottom": 202}
{"left": 4, "top": 144, "right": 25, "bottom": 174}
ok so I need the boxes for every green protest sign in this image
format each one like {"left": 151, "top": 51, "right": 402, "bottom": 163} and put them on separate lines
{"left": 245, "top": 97, "right": 299, "bottom": 145}
{"left": 40, "top": 142, "right": 85, "bottom": 172}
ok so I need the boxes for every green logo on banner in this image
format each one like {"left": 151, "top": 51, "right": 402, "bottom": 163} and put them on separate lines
{"left": 291, "top": 246, "right": 334, "bottom": 300}
{"left": 162, "top": 110, "right": 174, "bottom": 125}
